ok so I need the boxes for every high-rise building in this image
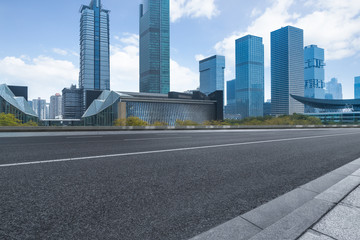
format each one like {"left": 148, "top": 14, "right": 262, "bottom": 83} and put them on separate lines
{"left": 62, "top": 85, "right": 83, "bottom": 119}
{"left": 32, "top": 98, "right": 47, "bottom": 120}
{"left": 235, "top": 35, "right": 264, "bottom": 118}
{"left": 79, "top": 0, "right": 110, "bottom": 110}
{"left": 139, "top": 0, "right": 170, "bottom": 94}
{"left": 199, "top": 55, "right": 225, "bottom": 95}
{"left": 50, "top": 93, "right": 63, "bottom": 119}
{"left": 271, "top": 26, "right": 304, "bottom": 115}
{"left": 304, "top": 45, "right": 325, "bottom": 113}
{"left": 225, "top": 79, "right": 237, "bottom": 117}
{"left": 326, "top": 78, "right": 343, "bottom": 100}
{"left": 355, "top": 76, "right": 360, "bottom": 99}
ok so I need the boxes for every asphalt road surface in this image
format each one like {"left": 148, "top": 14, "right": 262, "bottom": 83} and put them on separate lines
{"left": 1, "top": 129, "right": 360, "bottom": 240}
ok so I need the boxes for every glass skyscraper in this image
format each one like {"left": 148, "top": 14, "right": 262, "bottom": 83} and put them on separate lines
{"left": 326, "top": 78, "right": 343, "bottom": 100}
{"left": 199, "top": 55, "right": 225, "bottom": 95}
{"left": 139, "top": 0, "right": 170, "bottom": 94}
{"left": 355, "top": 77, "right": 360, "bottom": 99}
{"left": 271, "top": 26, "right": 304, "bottom": 115}
{"left": 79, "top": 0, "right": 110, "bottom": 92}
{"left": 235, "top": 35, "right": 264, "bottom": 118}
{"left": 304, "top": 45, "right": 325, "bottom": 113}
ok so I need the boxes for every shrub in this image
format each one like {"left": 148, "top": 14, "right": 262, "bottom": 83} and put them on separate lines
{"left": 175, "top": 120, "right": 199, "bottom": 126}
{"left": 152, "top": 121, "right": 168, "bottom": 126}
{"left": 0, "top": 113, "right": 38, "bottom": 126}
{"left": 114, "top": 116, "right": 148, "bottom": 126}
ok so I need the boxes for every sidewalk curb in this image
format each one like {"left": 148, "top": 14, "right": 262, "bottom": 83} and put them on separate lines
{"left": 190, "top": 158, "right": 360, "bottom": 240}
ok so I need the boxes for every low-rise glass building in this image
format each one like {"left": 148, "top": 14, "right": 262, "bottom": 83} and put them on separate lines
{"left": 82, "top": 91, "right": 223, "bottom": 126}
{"left": 0, "top": 84, "right": 38, "bottom": 123}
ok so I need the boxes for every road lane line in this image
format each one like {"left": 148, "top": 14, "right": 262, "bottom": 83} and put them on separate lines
{"left": 123, "top": 137, "right": 191, "bottom": 141}
{"left": 66, "top": 136, "right": 103, "bottom": 139}
{"left": 1, "top": 132, "right": 360, "bottom": 168}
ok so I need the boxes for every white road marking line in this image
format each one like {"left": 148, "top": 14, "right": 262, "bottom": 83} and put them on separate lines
{"left": 1, "top": 132, "right": 359, "bottom": 168}
{"left": 66, "top": 136, "right": 103, "bottom": 139}
{"left": 124, "top": 137, "right": 191, "bottom": 141}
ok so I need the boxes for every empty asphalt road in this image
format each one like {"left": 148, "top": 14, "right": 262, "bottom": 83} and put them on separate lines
{"left": 1, "top": 129, "right": 360, "bottom": 239}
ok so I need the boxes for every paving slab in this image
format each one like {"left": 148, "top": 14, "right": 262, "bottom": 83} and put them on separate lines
{"left": 315, "top": 176, "right": 360, "bottom": 204}
{"left": 189, "top": 216, "right": 261, "bottom": 240}
{"left": 331, "top": 164, "right": 360, "bottom": 176}
{"left": 342, "top": 186, "right": 360, "bottom": 208}
{"left": 351, "top": 168, "right": 360, "bottom": 177}
{"left": 351, "top": 158, "right": 360, "bottom": 166}
{"left": 298, "top": 230, "right": 334, "bottom": 240}
{"left": 248, "top": 199, "right": 334, "bottom": 240}
{"left": 241, "top": 188, "right": 317, "bottom": 229}
{"left": 300, "top": 172, "right": 347, "bottom": 194}
{"left": 313, "top": 204, "right": 360, "bottom": 240}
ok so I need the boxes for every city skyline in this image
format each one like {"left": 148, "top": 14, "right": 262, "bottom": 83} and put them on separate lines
{"left": 0, "top": 0, "right": 359, "bottom": 101}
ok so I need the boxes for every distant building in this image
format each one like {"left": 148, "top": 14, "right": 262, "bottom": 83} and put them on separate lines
{"left": 79, "top": 0, "right": 110, "bottom": 111}
{"left": 0, "top": 84, "right": 38, "bottom": 123}
{"left": 224, "top": 79, "right": 236, "bottom": 115}
{"left": 32, "top": 98, "right": 47, "bottom": 120}
{"left": 263, "top": 100, "right": 271, "bottom": 116}
{"left": 326, "top": 78, "right": 343, "bottom": 100}
{"left": 62, "top": 85, "right": 83, "bottom": 119}
{"left": 304, "top": 45, "right": 325, "bottom": 113}
{"left": 139, "top": 0, "right": 170, "bottom": 94}
{"left": 271, "top": 26, "right": 304, "bottom": 115}
{"left": 199, "top": 55, "right": 225, "bottom": 95}
{"left": 83, "top": 90, "right": 223, "bottom": 126}
{"left": 355, "top": 76, "right": 360, "bottom": 99}
{"left": 49, "top": 93, "right": 62, "bottom": 119}
{"left": 235, "top": 35, "right": 264, "bottom": 118}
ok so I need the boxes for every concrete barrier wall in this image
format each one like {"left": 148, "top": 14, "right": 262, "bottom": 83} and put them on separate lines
{"left": 0, "top": 125, "right": 360, "bottom": 132}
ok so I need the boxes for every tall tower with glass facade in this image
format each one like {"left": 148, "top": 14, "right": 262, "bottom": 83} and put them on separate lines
{"left": 304, "top": 45, "right": 325, "bottom": 113}
{"left": 79, "top": 0, "right": 110, "bottom": 92}
{"left": 139, "top": 0, "right": 170, "bottom": 94}
{"left": 355, "top": 77, "right": 360, "bottom": 99}
{"left": 199, "top": 55, "right": 225, "bottom": 95}
{"left": 271, "top": 26, "right": 304, "bottom": 115}
{"left": 235, "top": 35, "right": 264, "bottom": 119}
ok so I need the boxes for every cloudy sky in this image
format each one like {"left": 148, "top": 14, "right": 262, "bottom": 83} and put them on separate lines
{"left": 0, "top": 0, "right": 360, "bottom": 101}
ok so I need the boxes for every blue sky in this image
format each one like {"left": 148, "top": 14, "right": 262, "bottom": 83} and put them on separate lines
{"left": 0, "top": 0, "right": 360, "bottom": 101}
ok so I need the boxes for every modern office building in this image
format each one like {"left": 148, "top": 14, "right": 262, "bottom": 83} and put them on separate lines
{"left": 263, "top": 100, "right": 272, "bottom": 116}
{"left": 62, "top": 85, "right": 83, "bottom": 119}
{"left": 271, "top": 26, "right": 304, "bottom": 115}
{"left": 0, "top": 84, "right": 38, "bottom": 123}
{"left": 235, "top": 35, "right": 264, "bottom": 118}
{"left": 49, "top": 93, "right": 62, "bottom": 119}
{"left": 199, "top": 55, "right": 225, "bottom": 95}
{"left": 292, "top": 94, "right": 360, "bottom": 123}
{"left": 304, "top": 45, "right": 326, "bottom": 113}
{"left": 326, "top": 78, "right": 343, "bottom": 100}
{"left": 355, "top": 76, "right": 360, "bottom": 99}
{"left": 82, "top": 90, "right": 223, "bottom": 126}
{"left": 32, "top": 98, "right": 47, "bottom": 120}
{"left": 79, "top": 0, "right": 110, "bottom": 110}
{"left": 8, "top": 86, "right": 28, "bottom": 101}
{"left": 139, "top": 0, "right": 170, "bottom": 94}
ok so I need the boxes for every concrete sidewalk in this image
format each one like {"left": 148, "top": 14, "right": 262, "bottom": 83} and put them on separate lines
{"left": 190, "top": 158, "right": 360, "bottom": 240}
{"left": 299, "top": 185, "right": 360, "bottom": 240}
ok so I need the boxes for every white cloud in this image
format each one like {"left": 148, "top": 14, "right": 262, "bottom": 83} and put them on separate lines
{"left": 110, "top": 34, "right": 140, "bottom": 92}
{"left": 0, "top": 56, "right": 78, "bottom": 101}
{"left": 53, "top": 48, "right": 68, "bottom": 56}
{"left": 170, "top": 0, "right": 220, "bottom": 22}
{"left": 195, "top": 54, "right": 206, "bottom": 61}
{"left": 0, "top": 33, "right": 199, "bottom": 101}
{"left": 215, "top": 0, "right": 360, "bottom": 75}
{"left": 170, "top": 59, "right": 199, "bottom": 91}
